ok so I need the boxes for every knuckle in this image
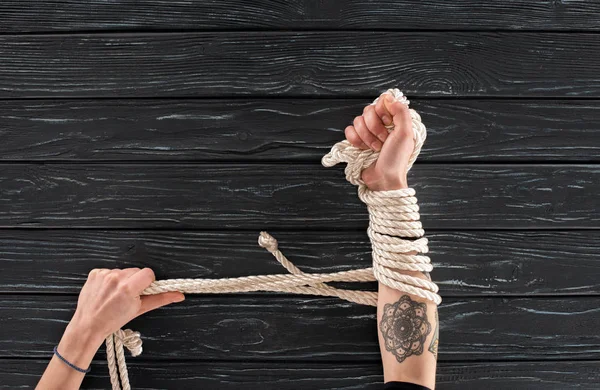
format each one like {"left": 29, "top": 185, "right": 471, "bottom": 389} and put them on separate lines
{"left": 365, "top": 108, "right": 379, "bottom": 125}
{"left": 345, "top": 127, "right": 360, "bottom": 145}
{"left": 105, "top": 272, "right": 120, "bottom": 285}
{"left": 117, "top": 282, "right": 132, "bottom": 294}
{"left": 344, "top": 125, "right": 354, "bottom": 138}
{"left": 353, "top": 116, "right": 366, "bottom": 133}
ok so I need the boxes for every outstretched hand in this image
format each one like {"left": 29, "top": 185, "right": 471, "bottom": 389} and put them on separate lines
{"left": 344, "top": 92, "right": 415, "bottom": 191}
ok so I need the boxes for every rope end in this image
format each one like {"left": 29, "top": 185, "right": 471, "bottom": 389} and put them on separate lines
{"left": 258, "top": 231, "right": 278, "bottom": 252}
{"left": 117, "top": 329, "right": 143, "bottom": 357}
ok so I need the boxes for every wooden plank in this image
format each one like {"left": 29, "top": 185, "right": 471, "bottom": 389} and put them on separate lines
{"left": 1, "top": 296, "right": 598, "bottom": 361}
{"left": 5, "top": 360, "right": 600, "bottom": 390}
{"left": 1, "top": 99, "right": 599, "bottom": 162}
{"left": 0, "top": 164, "right": 597, "bottom": 229}
{"left": 2, "top": 1, "right": 600, "bottom": 33}
{"left": 2, "top": 32, "right": 600, "bottom": 98}
{"left": 0, "top": 230, "right": 598, "bottom": 296}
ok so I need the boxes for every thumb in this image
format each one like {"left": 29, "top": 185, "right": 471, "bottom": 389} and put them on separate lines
{"left": 382, "top": 94, "right": 414, "bottom": 141}
{"left": 137, "top": 292, "right": 185, "bottom": 317}
{"left": 377, "top": 95, "right": 416, "bottom": 175}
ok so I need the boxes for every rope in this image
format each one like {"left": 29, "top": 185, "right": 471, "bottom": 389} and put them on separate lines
{"left": 104, "top": 88, "right": 441, "bottom": 389}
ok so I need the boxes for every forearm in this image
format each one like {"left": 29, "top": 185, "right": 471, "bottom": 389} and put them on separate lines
{"left": 377, "top": 270, "right": 438, "bottom": 389}
{"left": 36, "top": 316, "right": 105, "bottom": 390}
{"left": 373, "top": 179, "right": 439, "bottom": 389}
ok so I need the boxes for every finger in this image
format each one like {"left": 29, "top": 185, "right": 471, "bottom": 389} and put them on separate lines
{"left": 362, "top": 104, "right": 389, "bottom": 143}
{"left": 344, "top": 125, "right": 369, "bottom": 149}
{"left": 94, "top": 268, "right": 112, "bottom": 278}
{"left": 126, "top": 268, "right": 156, "bottom": 295}
{"left": 383, "top": 95, "right": 413, "bottom": 139}
{"left": 375, "top": 94, "right": 394, "bottom": 127}
{"left": 120, "top": 267, "right": 142, "bottom": 279}
{"left": 137, "top": 292, "right": 185, "bottom": 317}
{"left": 353, "top": 115, "right": 382, "bottom": 151}
{"left": 88, "top": 268, "right": 109, "bottom": 278}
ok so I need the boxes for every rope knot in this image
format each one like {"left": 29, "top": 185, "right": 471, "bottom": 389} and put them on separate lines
{"left": 116, "top": 329, "right": 143, "bottom": 357}
{"left": 258, "top": 231, "right": 278, "bottom": 252}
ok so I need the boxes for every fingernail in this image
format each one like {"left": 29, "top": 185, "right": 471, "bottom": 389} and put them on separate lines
{"left": 382, "top": 115, "right": 392, "bottom": 125}
{"left": 385, "top": 94, "right": 394, "bottom": 103}
{"left": 371, "top": 140, "right": 382, "bottom": 151}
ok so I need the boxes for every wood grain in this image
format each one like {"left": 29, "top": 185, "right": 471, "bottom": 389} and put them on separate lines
{"left": 0, "top": 230, "right": 598, "bottom": 296}
{"left": 2, "top": 1, "right": 600, "bottom": 33}
{"left": 1, "top": 99, "right": 599, "bottom": 162}
{"left": 1, "top": 295, "right": 599, "bottom": 361}
{"left": 2, "top": 2, "right": 599, "bottom": 388}
{"left": 0, "top": 164, "right": 597, "bottom": 229}
{"left": 3, "top": 359, "right": 599, "bottom": 389}
{"left": 2, "top": 32, "right": 600, "bottom": 98}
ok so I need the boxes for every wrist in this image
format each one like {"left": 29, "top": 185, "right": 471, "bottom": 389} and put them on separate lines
{"left": 361, "top": 162, "right": 409, "bottom": 191}
{"left": 56, "top": 315, "right": 105, "bottom": 370}
{"left": 377, "top": 175, "right": 408, "bottom": 191}
{"left": 362, "top": 169, "right": 408, "bottom": 191}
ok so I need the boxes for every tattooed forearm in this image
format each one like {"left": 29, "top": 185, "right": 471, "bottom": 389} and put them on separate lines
{"left": 379, "top": 295, "right": 432, "bottom": 363}
{"left": 428, "top": 309, "right": 439, "bottom": 359}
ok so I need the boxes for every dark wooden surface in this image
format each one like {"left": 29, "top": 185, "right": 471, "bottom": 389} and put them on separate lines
{"left": 2, "top": 295, "right": 599, "bottom": 361}
{"left": 4, "top": 1, "right": 600, "bottom": 32}
{"left": 1, "top": 99, "right": 599, "bottom": 162}
{"left": 3, "top": 360, "right": 599, "bottom": 390}
{"left": 1, "top": 2, "right": 599, "bottom": 389}
{"left": 1, "top": 164, "right": 598, "bottom": 229}
{"left": 3, "top": 32, "right": 600, "bottom": 98}
{"left": 1, "top": 231, "right": 598, "bottom": 295}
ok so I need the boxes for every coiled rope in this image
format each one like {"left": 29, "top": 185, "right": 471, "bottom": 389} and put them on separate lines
{"left": 105, "top": 88, "right": 441, "bottom": 390}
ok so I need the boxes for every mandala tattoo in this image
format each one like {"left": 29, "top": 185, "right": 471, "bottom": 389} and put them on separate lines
{"left": 428, "top": 309, "right": 439, "bottom": 359}
{"left": 380, "top": 295, "right": 432, "bottom": 363}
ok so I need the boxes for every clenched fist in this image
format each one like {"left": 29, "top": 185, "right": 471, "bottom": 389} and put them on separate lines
{"left": 344, "top": 92, "right": 416, "bottom": 191}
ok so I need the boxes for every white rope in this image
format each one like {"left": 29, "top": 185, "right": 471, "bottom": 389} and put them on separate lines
{"left": 103, "top": 88, "right": 440, "bottom": 389}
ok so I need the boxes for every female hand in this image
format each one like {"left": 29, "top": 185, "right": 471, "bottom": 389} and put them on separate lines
{"left": 37, "top": 268, "right": 184, "bottom": 390}
{"left": 71, "top": 267, "right": 185, "bottom": 344}
{"left": 344, "top": 92, "right": 416, "bottom": 191}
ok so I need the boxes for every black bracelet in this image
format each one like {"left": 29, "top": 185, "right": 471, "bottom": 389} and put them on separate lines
{"left": 53, "top": 346, "right": 91, "bottom": 374}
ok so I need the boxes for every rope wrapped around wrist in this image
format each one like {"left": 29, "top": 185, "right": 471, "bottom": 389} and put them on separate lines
{"left": 321, "top": 88, "right": 440, "bottom": 305}
{"left": 104, "top": 88, "right": 440, "bottom": 390}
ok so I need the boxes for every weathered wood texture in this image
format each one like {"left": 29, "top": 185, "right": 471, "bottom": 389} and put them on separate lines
{"left": 2, "top": 1, "right": 600, "bottom": 32}
{"left": 2, "top": 33, "right": 600, "bottom": 98}
{"left": 2, "top": 2, "right": 599, "bottom": 388}
{"left": 3, "top": 360, "right": 599, "bottom": 390}
{"left": 1, "top": 99, "right": 599, "bottom": 162}
{"left": 0, "top": 164, "right": 597, "bottom": 229}
{"left": 2, "top": 296, "right": 599, "bottom": 361}
{"left": 0, "top": 230, "right": 598, "bottom": 296}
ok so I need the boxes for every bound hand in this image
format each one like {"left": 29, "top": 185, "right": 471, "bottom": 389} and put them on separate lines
{"left": 344, "top": 92, "right": 415, "bottom": 191}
